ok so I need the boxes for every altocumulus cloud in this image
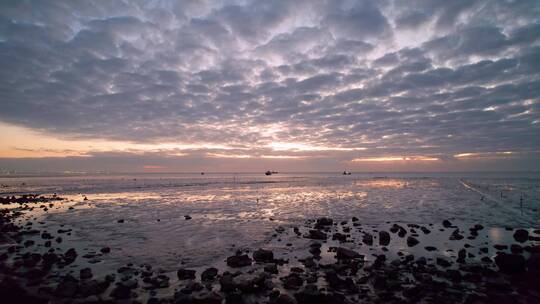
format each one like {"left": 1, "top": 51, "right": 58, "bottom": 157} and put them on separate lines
{"left": 1, "top": 0, "right": 540, "bottom": 172}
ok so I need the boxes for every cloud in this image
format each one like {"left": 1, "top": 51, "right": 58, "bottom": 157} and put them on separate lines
{"left": 0, "top": 0, "right": 539, "bottom": 171}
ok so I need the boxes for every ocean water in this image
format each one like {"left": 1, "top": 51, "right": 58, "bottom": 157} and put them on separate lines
{"left": 1, "top": 172, "right": 539, "bottom": 270}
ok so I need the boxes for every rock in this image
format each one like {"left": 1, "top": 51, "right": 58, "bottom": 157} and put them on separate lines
{"left": 442, "top": 219, "right": 453, "bottom": 228}
{"left": 457, "top": 249, "right": 466, "bottom": 263}
{"left": 527, "top": 253, "right": 540, "bottom": 273}
{"left": 281, "top": 273, "right": 303, "bottom": 290}
{"left": 407, "top": 236, "right": 419, "bottom": 247}
{"left": 110, "top": 284, "right": 133, "bottom": 299}
{"left": 511, "top": 244, "right": 523, "bottom": 254}
{"left": 201, "top": 267, "right": 218, "bottom": 281}
{"left": 253, "top": 248, "right": 274, "bottom": 262}
{"left": 274, "top": 294, "right": 297, "bottom": 304}
{"left": 425, "top": 246, "right": 437, "bottom": 251}
{"left": 436, "top": 258, "right": 452, "bottom": 268}
{"left": 226, "top": 254, "right": 252, "bottom": 267}
{"left": 450, "top": 229, "right": 464, "bottom": 240}
{"left": 117, "top": 219, "right": 124, "bottom": 223}
{"left": 184, "top": 215, "right": 192, "bottom": 220}
{"left": 181, "top": 281, "right": 204, "bottom": 294}
{"left": 332, "top": 233, "right": 347, "bottom": 242}
{"left": 64, "top": 248, "right": 77, "bottom": 264}
{"left": 55, "top": 280, "right": 79, "bottom": 297}
{"left": 305, "top": 230, "right": 327, "bottom": 240}
{"left": 495, "top": 253, "right": 526, "bottom": 274}
{"left": 79, "top": 279, "right": 109, "bottom": 296}
{"left": 379, "top": 231, "right": 390, "bottom": 246}
{"left": 80, "top": 267, "right": 93, "bottom": 280}
{"left": 100, "top": 247, "right": 111, "bottom": 253}
{"left": 494, "top": 244, "right": 508, "bottom": 251}
{"left": 336, "top": 247, "right": 362, "bottom": 260}
{"left": 513, "top": 229, "right": 529, "bottom": 243}
{"left": 192, "top": 291, "right": 222, "bottom": 304}
{"left": 362, "top": 233, "right": 373, "bottom": 245}
{"left": 264, "top": 263, "right": 278, "bottom": 274}
{"left": 177, "top": 268, "right": 196, "bottom": 280}
{"left": 420, "top": 226, "right": 431, "bottom": 234}
{"left": 315, "top": 217, "right": 333, "bottom": 227}
{"left": 390, "top": 224, "right": 407, "bottom": 237}
{"left": 309, "top": 243, "right": 322, "bottom": 256}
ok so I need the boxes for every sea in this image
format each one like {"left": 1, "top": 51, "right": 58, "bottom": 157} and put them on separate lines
{"left": 1, "top": 171, "right": 539, "bottom": 269}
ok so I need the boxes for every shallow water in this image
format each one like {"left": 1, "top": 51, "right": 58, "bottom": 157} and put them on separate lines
{"left": 1, "top": 172, "right": 539, "bottom": 270}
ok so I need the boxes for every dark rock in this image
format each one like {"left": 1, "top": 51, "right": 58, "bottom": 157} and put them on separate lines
{"left": 281, "top": 273, "right": 303, "bottom": 290}
{"left": 336, "top": 247, "right": 363, "bottom": 260}
{"left": 184, "top": 215, "right": 192, "bottom": 220}
{"left": 80, "top": 267, "right": 93, "bottom": 280}
{"left": 332, "top": 233, "right": 348, "bottom": 242}
{"left": 253, "top": 248, "right": 274, "bottom": 262}
{"left": 305, "top": 230, "right": 327, "bottom": 240}
{"left": 494, "top": 244, "right": 508, "bottom": 250}
{"left": 442, "top": 219, "right": 453, "bottom": 228}
{"left": 226, "top": 254, "right": 252, "bottom": 267}
{"left": 274, "top": 294, "right": 297, "bottom": 304}
{"left": 495, "top": 253, "right": 526, "bottom": 274}
{"left": 55, "top": 280, "right": 78, "bottom": 297}
{"left": 379, "top": 231, "right": 390, "bottom": 246}
{"left": 110, "top": 283, "right": 133, "bottom": 299}
{"left": 527, "top": 253, "right": 540, "bottom": 273}
{"left": 450, "top": 229, "right": 464, "bottom": 240}
{"left": 436, "top": 258, "right": 452, "bottom": 268}
{"left": 425, "top": 246, "right": 437, "bottom": 251}
{"left": 511, "top": 244, "right": 523, "bottom": 254}
{"left": 457, "top": 249, "right": 466, "bottom": 264}
{"left": 100, "top": 247, "right": 111, "bottom": 253}
{"left": 181, "top": 281, "right": 204, "bottom": 294}
{"left": 177, "top": 268, "right": 196, "bottom": 280}
{"left": 264, "top": 263, "right": 278, "bottom": 274}
{"left": 79, "top": 279, "right": 109, "bottom": 296}
{"left": 390, "top": 224, "right": 407, "bottom": 237}
{"left": 406, "top": 236, "right": 419, "bottom": 247}
{"left": 513, "top": 229, "right": 529, "bottom": 243}
{"left": 315, "top": 217, "right": 333, "bottom": 227}
{"left": 117, "top": 219, "right": 124, "bottom": 223}
{"left": 420, "top": 226, "right": 431, "bottom": 234}
{"left": 192, "top": 291, "right": 222, "bottom": 304}
{"left": 201, "top": 267, "right": 218, "bottom": 281}
{"left": 362, "top": 233, "right": 373, "bottom": 245}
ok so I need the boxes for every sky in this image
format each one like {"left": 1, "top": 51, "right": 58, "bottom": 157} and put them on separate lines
{"left": 1, "top": 0, "right": 540, "bottom": 173}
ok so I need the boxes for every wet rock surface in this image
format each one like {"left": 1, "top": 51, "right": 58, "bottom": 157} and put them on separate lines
{"left": 1, "top": 195, "right": 539, "bottom": 303}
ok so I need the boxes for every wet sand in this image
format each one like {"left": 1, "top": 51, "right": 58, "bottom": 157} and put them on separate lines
{"left": 1, "top": 194, "right": 540, "bottom": 303}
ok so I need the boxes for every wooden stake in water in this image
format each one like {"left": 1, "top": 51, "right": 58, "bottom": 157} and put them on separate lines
{"left": 520, "top": 193, "right": 523, "bottom": 216}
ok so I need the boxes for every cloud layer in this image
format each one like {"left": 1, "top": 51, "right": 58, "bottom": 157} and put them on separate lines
{"left": 1, "top": 0, "right": 540, "bottom": 171}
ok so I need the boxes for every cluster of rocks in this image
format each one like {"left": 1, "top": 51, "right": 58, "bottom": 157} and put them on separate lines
{"left": 2, "top": 195, "right": 540, "bottom": 304}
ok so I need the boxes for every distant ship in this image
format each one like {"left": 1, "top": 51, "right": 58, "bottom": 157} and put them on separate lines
{"left": 342, "top": 171, "right": 352, "bottom": 175}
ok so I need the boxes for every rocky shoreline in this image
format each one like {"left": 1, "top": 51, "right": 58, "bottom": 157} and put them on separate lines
{"left": 1, "top": 194, "right": 540, "bottom": 303}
